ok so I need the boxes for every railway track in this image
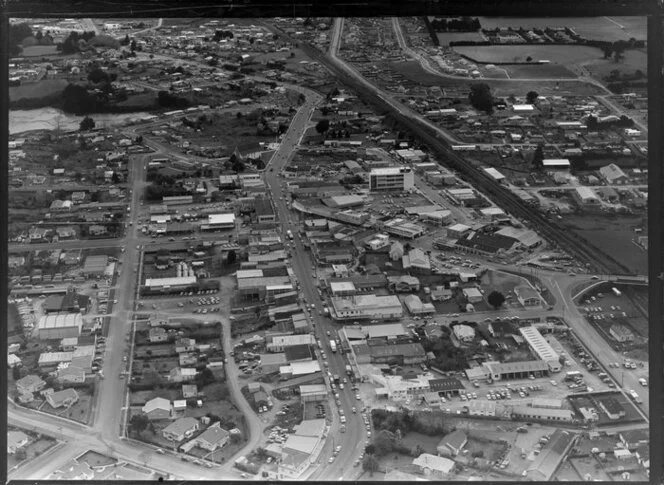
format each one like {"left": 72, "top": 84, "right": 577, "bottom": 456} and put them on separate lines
{"left": 285, "top": 33, "right": 633, "bottom": 276}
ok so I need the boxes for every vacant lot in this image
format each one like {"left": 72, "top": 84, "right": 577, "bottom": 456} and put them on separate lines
{"left": 21, "top": 45, "right": 60, "bottom": 57}
{"left": 77, "top": 450, "right": 118, "bottom": 468}
{"left": 504, "top": 63, "right": 576, "bottom": 79}
{"left": 454, "top": 45, "right": 602, "bottom": 64}
{"left": 399, "top": 431, "right": 441, "bottom": 455}
{"left": 9, "top": 79, "right": 67, "bottom": 102}
{"left": 561, "top": 215, "right": 648, "bottom": 275}
{"left": 478, "top": 17, "right": 646, "bottom": 42}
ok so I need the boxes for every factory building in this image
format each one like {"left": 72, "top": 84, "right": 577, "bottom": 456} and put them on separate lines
{"left": 37, "top": 314, "right": 83, "bottom": 340}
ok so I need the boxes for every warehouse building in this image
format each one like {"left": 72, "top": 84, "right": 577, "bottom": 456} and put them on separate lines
{"left": 143, "top": 276, "right": 197, "bottom": 293}
{"left": 511, "top": 405, "right": 574, "bottom": 422}
{"left": 519, "top": 326, "right": 561, "bottom": 372}
{"left": 484, "top": 360, "right": 550, "bottom": 381}
{"left": 368, "top": 342, "right": 426, "bottom": 365}
{"left": 330, "top": 294, "right": 403, "bottom": 321}
{"left": 82, "top": 255, "right": 109, "bottom": 278}
{"left": 37, "top": 313, "right": 83, "bottom": 340}
{"left": 572, "top": 186, "right": 601, "bottom": 206}
{"left": 514, "top": 285, "right": 543, "bottom": 307}
{"left": 259, "top": 353, "right": 287, "bottom": 373}
{"left": 267, "top": 334, "right": 316, "bottom": 352}
{"left": 299, "top": 384, "right": 328, "bottom": 402}
{"left": 202, "top": 213, "right": 236, "bottom": 230}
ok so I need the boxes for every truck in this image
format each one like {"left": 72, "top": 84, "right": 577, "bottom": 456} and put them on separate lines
{"left": 329, "top": 340, "right": 337, "bottom": 353}
{"left": 333, "top": 374, "right": 340, "bottom": 384}
{"left": 564, "top": 371, "right": 583, "bottom": 382}
{"left": 286, "top": 229, "right": 294, "bottom": 240}
{"left": 612, "top": 287, "right": 622, "bottom": 297}
{"left": 346, "top": 364, "right": 352, "bottom": 376}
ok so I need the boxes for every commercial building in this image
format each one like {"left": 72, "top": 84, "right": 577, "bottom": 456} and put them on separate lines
{"left": 573, "top": 186, "right": 601, "bottom": 206}
{"left": 382, "top": 218, "right": 426, "bottom": 239}
{"left": 446, "top": 223, "right": 471, "bottom": 239}
{"left": 467, "top": 400, "right": 497, "bottom": 417}
{"left": 403, "top": 295, "right": 436, "bottom": 315}
{"left": 329, "top": 281, "right": 357, "bottom": 297}
{"left": 495, "top": 226, "right": 543, "bottom": 248}
{"left": 204, "top": 213, "right": 236, "bottom": 230}
{"left": 322, "top": 195, "right": 365, "bottom": 209}
{"left": 610, "top": 324, "right": 634, "bottom": 342}
{"left": 278, "top": 419, "right": 327, "bottom": 479}
{"left": 514, "top": 286, "right": 542, "bottom": 307}
{"left": 330, "top": 294, "right": 403, "bottom": 321}
{"left": 428, "top": 377, "right": 466, "bottom": 396}
{"left": 484, "top": 360, "right": 550, "bottom": 381}
{"left": 279, "top": 360, "right": 321, "bottom": 378}
{"left": 259, "top": 353, "right": 287, "bottom": 374}
{"left": 519, "top": 326, "right": 561, "bottom": 372}
{"left": 511, "top": 405, "right": 574, "bottom": 422}
{"left": 144, "top": 276, "right": 197, "bottom": 291}
{"left": 267, "top": 334, "right": 316, "bottom": 352}
{"left": 299, "top": 384, "right": 328, "bottom": 402}
{"left": 369, "top": 167, "right": 415, "bottom": 192}
{"left": 369, "top": 342, "right": 426, "bottom": 365}
{"left": 526, "top": 430, "right": 577, "bottom": 481}
{"left": 83, "top": 255, "right": 109, "bottom": 277}
{"left": 37, "top": 313, "right": 83, "bottom": 340}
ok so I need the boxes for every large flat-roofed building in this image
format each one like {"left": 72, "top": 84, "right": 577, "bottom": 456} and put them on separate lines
{"left": 267, "top": 334, "right": 316, "bottom": 352}
{"left": 144, "top": 276, "right": 197, "bottom": 289}
{"left": 383, "top": 218, "right": 426, "bottom": 239}
{"left": 369, "top": 342, "right": 426, "bottom": 365}
{"left": 299, "top": 384, "right": 328, "bottom": 402}
{"left": 329, "top": 281, "right": 356, "bottom": 297}
{"left": 205, "top": 213, "right": 236, "bottom": 229}
{"left": 37, "top": 314, "right": 83, "bottom": 340}
{"left": 82, "top": 255, "right": 109, "bottom": 277}
{"left": 484, "top": 360, "right": 550, "bottom": 381}
{"left": 511, "top": 405, "right": 574, "bottom": 422}
{"left": 519, "top": 327, "right": 561, "bottom": 372}
{"left": 369, "top": 167, "right": 414, "bottom": 192}
{"left": 330, "top": 294, "right": 403, "bottom": 321}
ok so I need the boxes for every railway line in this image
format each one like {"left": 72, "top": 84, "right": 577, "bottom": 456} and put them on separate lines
{"left": 290, "top": 37, "right": 632, "bottom": 276}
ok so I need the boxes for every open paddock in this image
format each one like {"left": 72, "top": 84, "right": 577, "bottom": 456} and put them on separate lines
{"left": 453, "top": 45, "right": 602, "bottom": 64}
{"left": 477, "top": 17, "right": 646, "bottom": 42}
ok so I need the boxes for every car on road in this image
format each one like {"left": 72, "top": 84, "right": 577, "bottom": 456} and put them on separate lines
{"left": 328, "top": 457, "right": 335, "bottom": 464}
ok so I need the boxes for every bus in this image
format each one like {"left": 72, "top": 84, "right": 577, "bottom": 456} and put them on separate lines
{"left": 612, "top": 287, "right": 622, "bottom": 297}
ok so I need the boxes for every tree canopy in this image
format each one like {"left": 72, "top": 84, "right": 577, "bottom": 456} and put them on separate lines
{"left": 487, "top": 290, "right": 506, "bottom": 309}
{"left": 469, "top": 83, "right": 493, "bottom": 113}
{"left": 79, "top": 116, "right": 95, "bottom": 131}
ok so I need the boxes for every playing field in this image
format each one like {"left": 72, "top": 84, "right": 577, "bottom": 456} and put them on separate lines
{"left": 478, "top": 16, "right": 646, "bottom": 42}
{"left": 9, "top": 79, "right": 67, "bottom": 102}
{"left": 453, "top": 45, "right": 603, "bottom": 64}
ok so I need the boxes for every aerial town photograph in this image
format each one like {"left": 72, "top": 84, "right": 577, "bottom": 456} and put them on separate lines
{"left": 6, "top": 12, "right": 653, "bottom": 482}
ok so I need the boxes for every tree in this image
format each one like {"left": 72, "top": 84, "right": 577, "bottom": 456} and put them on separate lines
{"left": 315, "top": 119, "right": 330, "bottom": 134}
{"left": 526, "top": 56, "right": 532, "bottom": 62}
{"left": 227, "top": 250, "right": 237, "bottom": 264}
{"left": 487, "top": 290, "right": 506, "bottom": 309}
{"left": 362, "top": 455, "right": 380, "bottom": 476}
{"left": 79, "top": 116, "right": 95, "bottom": 131}
{"left": 532, "top": 144, "right": 544, "bottom": 170}
{"left": 526, "top": 91, "right": 539, "bottom": 104}
{"left": 130, "top": 39, "right": 137, "bottom": 52}
{"left": 468, "top": 83, "right": 493, "bottom": 113}
{"left": 129, "top": 414, "right": 149, "bottom": 435}
{"left": 121, "top": 34, "right": 130, "bottom": 46}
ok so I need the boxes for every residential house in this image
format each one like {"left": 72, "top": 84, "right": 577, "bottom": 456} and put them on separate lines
{"left": 57, "top": 365, "right": 86, "bottom": 384}
{"left": 620, "top": 429, "right": 649, "bottom": 450}
{"left": 8, "top": 354, "right": 21, "bottom": 368}
{"left": 142, "top": 397, "right": 172, "bottom": 420}
{"left": 194, "top": 422, "right": 230, "bottom": 451}
{"left": 412, "top": 453, "right": 455, "bottom": 478}
{"left": 175, "top": 338, "right": 196, "bottom": 353}
{"left": 16, "top": 374, "right": 46, "bottom": 395}
{"left": 169, "top": 367, "right": 197, "bottom": 383}
{"left": 54, "top": 462, "right": 95, "bottom": 480}
{"left": 7, "top": 431, "right": 30, "bottom": 454}
{"left": 149, "top": 327, "right": 169, "bottom": 343}
{"left": 46, "top": 388, "right": 79, "bottom": 409}
{"left": 437, "top": 430, "right": 468, "bottom": 457}
{"left": 163, "top": 417, "right": 200, "bottom": 442}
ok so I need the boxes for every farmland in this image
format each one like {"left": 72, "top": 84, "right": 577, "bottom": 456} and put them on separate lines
{"left": 9, "top": 79, "right": 68, "bottom": 102}
{"left": 503, "top": 63, "right": 576, "bottom": 79}
{"left": 477, "top": 16, "right": 647, "bottom": 42}
{"left": 453, "top": 45, "right": 603, "bottom": 64}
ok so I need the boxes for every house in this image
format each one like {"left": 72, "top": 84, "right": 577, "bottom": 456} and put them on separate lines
{"left": 169, "top": 367, "right": 197, "bottom": 382}
{"left": 149, "top": 327, "right": 169, "bottom": 343}
{"left": 16, "top": 374, "right": 46, "bottom": 395}
{"left": 7, "top": 430, "right": 30, "bottom": 454}
{"left": 436, "top": 430, "right": 467, "bottom": 457}
{"left": 635, "top": 444, "right": 649, "bottom": 469}
{"left": 175, "top": 338, "right": 196, "bottom": 353}
{"left": 142, "top": 397, "right": 172, "bottom": 420}
{"left": 452, "top": 324, "right": 475, "bottom": 343}
{"left": 57, "top": 365, "right": 86, "bottom": 384}
{"left": 194, "top": 422, "right": 230, "bottom": 451}
{"left": 182, "top": 384, "right": 198, "bottom": 399}
{"left": 598, "top": 163, "right": 628, "bottom": 184}
{"left": 412, "top": 453, "right": 455, "bottom": 478}
{"left": 620, "top": 429, "right": 649, "bottom": 449}
{"left": 46, "top": 388, "right": 79, "bottom": 409}
{"left": 163, "top": 417, "right": 200, "bottom": 441}
{"left": 462, "top": 287, "right": 483, "bottom": 304}
{"left": 8, "top": 354, "right": 22, "bottom": 368}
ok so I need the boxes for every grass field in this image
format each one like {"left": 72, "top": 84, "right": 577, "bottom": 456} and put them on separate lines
{"left": 453, "top": 45, "right": 603, "bottom": 64}
{"left": 20, "top": 45, "right": 59, "bottom": 57}
{"left": 387, "top": 60, "right": 603, "bottom": 96}
{"left": 478, "top": 16, "right": 646, "bottom": 42}
{"left": 503, "top": 63, "right": 576, "bottom": 79}
{"left": 9, "top": 79, "right": 67, "bottom": 102}
{"left": 584, "top": 49, "right": 647, "bottom": 80}
{"left": 561, "top": 215, "right": 648, "bottom": 275}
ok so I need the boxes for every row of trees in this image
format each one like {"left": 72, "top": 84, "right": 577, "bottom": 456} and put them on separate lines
{"left": 430, "top": 17, "right": 482, "bottom": 32}
{"left": 469, "top": 84, "right": 540, "bottom": 114}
